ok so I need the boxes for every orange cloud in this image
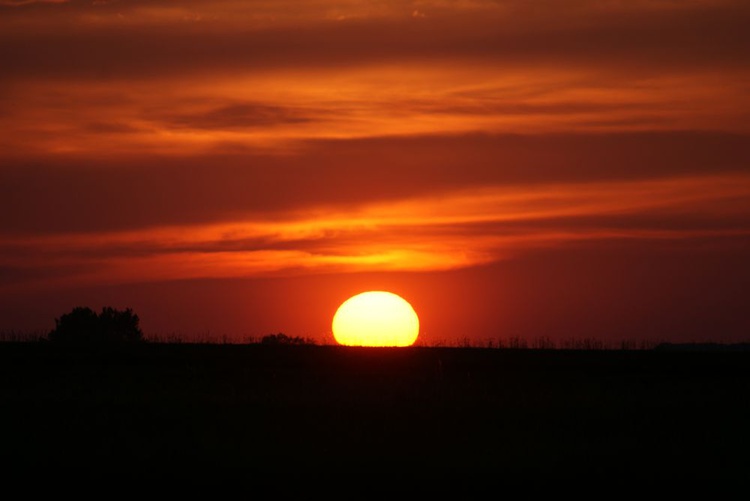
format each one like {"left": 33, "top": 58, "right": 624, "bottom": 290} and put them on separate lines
{"left": 2, "top": 173, "right": 748, "bottom": 290}
{"left": 2, "top": 0, "right": 749, "bottom": 157}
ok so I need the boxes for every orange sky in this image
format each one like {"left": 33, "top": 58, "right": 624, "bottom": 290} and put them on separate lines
{"left": 1, "top": 0, "right": 749, "bottom": 344}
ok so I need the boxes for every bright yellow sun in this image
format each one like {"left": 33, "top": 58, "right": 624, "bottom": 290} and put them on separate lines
{"left": 332, "top": 291, "right": 419, "bottom": 347}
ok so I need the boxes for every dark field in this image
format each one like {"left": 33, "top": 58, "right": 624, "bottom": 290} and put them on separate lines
{"left": 1, "top": 343, "right": 749, "bottom": 487}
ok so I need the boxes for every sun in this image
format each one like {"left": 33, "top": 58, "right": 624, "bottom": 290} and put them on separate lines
{"left": 332, "top": 291, "right": 419, "bottom": 347}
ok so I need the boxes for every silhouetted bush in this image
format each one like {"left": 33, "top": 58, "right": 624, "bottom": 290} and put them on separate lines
{"left": 261, "top": 333, "right": 313, "bottom": 345}
{"left": 49, "top": 306, "right": 144, "bottom": 344}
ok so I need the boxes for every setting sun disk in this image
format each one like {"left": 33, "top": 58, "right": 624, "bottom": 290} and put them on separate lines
{"left": 332, "top": 291, "right": 419, "bottom": 347}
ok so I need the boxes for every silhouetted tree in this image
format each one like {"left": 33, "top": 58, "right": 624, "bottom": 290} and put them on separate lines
{"left": 49, "top": 306, "right": 144, "bottom": 344}
{"left": 98, "top": 307, "right": 143, "bottom": 343}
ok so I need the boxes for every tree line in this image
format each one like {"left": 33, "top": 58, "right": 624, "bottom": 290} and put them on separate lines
{"left": 47, "top": 306, "right": 316, "bottom": 345}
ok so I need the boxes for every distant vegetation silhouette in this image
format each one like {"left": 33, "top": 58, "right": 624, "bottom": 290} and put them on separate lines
{"left": 260, "top": 332, "right": 315, "bottom": 346}
{"left": 48, "top": 306, "right": 144, "bottom": 345}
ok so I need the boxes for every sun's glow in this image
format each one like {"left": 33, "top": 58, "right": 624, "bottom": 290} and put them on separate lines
{"left": 332, "top": 291, "right": 419, "bottom": 347}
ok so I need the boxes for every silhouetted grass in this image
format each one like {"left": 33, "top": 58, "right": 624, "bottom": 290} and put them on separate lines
{"left": 415, "top": 334, "right": 662, "bottom": 350}
{"left": 0, "top": 330, "right": 45, "bottom": 342}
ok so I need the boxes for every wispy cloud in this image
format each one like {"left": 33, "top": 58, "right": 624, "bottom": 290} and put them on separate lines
{"left": 2, "top": 173, "right": 748, "bottom": 289}
{"left": 0, "top": 0, "right": 67, "bottom": 6}
{"left": 1, "top": 1, "right": 748, "bottom": 162}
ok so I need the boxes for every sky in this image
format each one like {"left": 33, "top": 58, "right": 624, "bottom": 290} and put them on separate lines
{"left": 1, "top": 0, "right": 749, "bottom": 345}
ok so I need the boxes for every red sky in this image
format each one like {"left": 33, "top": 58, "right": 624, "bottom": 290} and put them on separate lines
{"left": 1, "top": 0, "right": 749, "bottom": 345}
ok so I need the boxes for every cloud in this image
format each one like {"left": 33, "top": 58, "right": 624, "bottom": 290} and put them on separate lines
{"left": 150, "top": 102, "right": 318, "bottom": 130}
{"left": 2, "top": 171, "right": 748, "bottom": 291}
{"left": 0, "top": 0, "right": 67, "bottom": 6}
{"left": 1, "top": 1, "right": 749, "bottom": 80}
{"left": 2, "top": 2, "right": 748, "bottom": 161}
{"left": 1, "top": 132, "right": 749, "bottom": 234}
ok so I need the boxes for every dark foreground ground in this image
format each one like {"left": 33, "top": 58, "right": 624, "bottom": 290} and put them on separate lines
{"left": 1, "top": 343, "right": 749, "bottom": 489}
